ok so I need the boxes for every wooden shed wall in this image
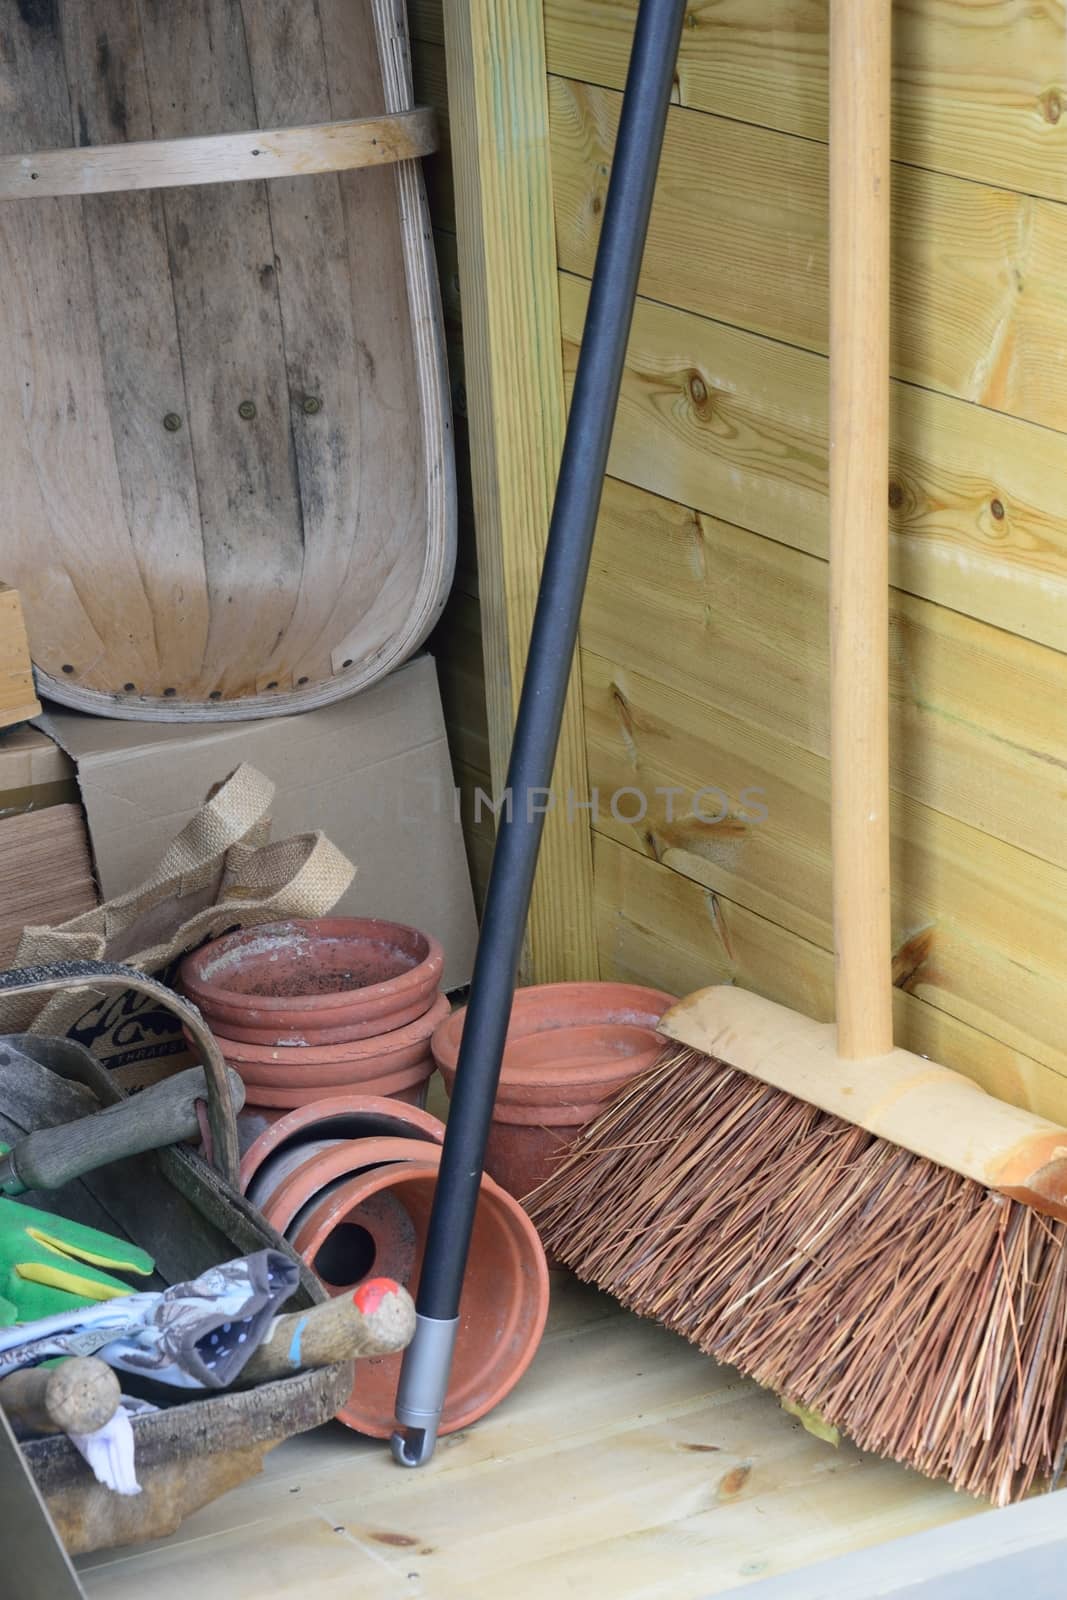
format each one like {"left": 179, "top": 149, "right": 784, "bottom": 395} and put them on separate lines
{"left": 416, "top": 1, "right": 1067, "bottom": 1120}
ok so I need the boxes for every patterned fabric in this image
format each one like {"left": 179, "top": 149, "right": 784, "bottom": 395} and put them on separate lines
{"left": 0, "top": 1251, "right": 298, "bottom": 1389}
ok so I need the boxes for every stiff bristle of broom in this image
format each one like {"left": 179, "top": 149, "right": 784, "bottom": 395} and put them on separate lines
{"left": 526, "top": 1046, "right": 1067, "bottom": 1507}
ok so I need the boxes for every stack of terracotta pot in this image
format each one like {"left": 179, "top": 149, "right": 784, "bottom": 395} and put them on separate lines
{"left": 180, "top": 917, "right": 448, "bottom": 1141}
{"left": 431, "top": 981, "right": 676, "bottom": 1204}
{"left": 238, "top": 1095, "right": 550, "bottom": 1438}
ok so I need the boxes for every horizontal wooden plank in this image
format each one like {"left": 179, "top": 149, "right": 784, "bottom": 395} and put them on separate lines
{"left": 593, "top": 833, "right": 1067, "bottom": 1124}
{"left": 542, "top": 0, "right": 1067, "bottom": 206}
{"left": 582, "top": 476, "right": 1067, "bottom": 875}
{"left": 551, "top": 78, "right": 1067, "bottom": 434}
{"left": 77, "top": 1259, "right": 984, "bottom": 1597}
{"left": 584, "top": 650, "right": 1067, "bottom": 1081}
{"left": 0, "top": 111, "right": 437, "bottom": 199}
{"left": 561, "top": 274, "right": 1067, "bottom": 653}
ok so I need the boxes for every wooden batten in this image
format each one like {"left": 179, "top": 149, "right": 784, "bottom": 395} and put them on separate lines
{"left": 661, "top": 986, "right": 1067, "bottom": 1222}
{"left": 0, "top": 585, "right": 40, "bottom": 729}
{"left": 0, "top": 111, "right": 437, "bottom": 200}
{"left": 437, "top": 0, "right": 596, "bottom": 982}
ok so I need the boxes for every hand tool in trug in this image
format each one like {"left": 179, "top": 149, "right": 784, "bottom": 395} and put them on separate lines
{"left": 0, "top": 1402, "right": 86, "bottom": 1600}
{"left": 529, "top": 0, "right": 1067, "bottom": 1508}
{"left": 0, "top": 1357, "right": 121, "bottom": 1436}
{"left": 0, "top": 1064, "right": 246, "bottom": 1197}
{"left": 390, "top": 0, "right": 688, "bottom": 1468}
{"left": 0, "top": 963, "right": 242, "bottom": 1186}
{"left": 240, "top": 1277, "right": 415, "bottom": 1383}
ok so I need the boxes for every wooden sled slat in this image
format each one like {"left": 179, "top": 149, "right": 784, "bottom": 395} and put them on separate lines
{"left": 0, "top": 109, "right": 437, "bottom": 200}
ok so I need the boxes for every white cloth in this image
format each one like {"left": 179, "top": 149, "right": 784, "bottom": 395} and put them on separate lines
{"left": 69, "top": 1397, "right": 154, "bottom": 1496}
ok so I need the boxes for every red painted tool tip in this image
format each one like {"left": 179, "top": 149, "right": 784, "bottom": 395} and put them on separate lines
{"left": 353, "top": 1277, "right": 402, "bottom": 1316}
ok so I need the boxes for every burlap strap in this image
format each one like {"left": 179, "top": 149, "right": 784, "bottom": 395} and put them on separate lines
{"left": 0, "top": 764, "right": 356, "bottom": 1040}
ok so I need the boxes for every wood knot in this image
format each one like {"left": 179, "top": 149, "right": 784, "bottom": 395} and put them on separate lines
{"left": 893, "top": 925, "right": 935, "bottom": 993}
{"left": 990, "top": 497, "right": 1005, "bottom": 521}
{"left": 888, "top": 480, "right": 904, "bottom": 510}
{"left": 610, "top": 682, "right": 637, "bottom": 736}
{"left": 1041, "top": 88, "right": 1062, "bottom": 124}
{"left": 686, "top": 371, "right": 713, "bottom": 416}
{"left": 718, "top": 1464, "right": 752, "bottom": 1499}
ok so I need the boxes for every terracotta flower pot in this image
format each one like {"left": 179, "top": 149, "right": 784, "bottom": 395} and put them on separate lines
{"left": 432, "top": 983, "right": 676, "bottom": 1202}
{"left": 233, "top": 1063, "right": 438, "bottom": 1151}
{"left": 256, "top": 1136, "right": 445, "bottom": 1238}
{"left": 431, "top": 982, "right": 676, "bottom": 1075}
{"left": 211, "top": 993, "right": 450, "bottom": 1090}
{"left": 240, "top": 1094, "right": 446, "bottom": 1200}
{"left": 284, "top": 1153, "right": 550, "bottom": 1436}
{"left": 198, "top": 991, "right": 449, "bottom": 1145}
{"left": 497, "top": 1023, "right": 665, "bottom": 1102}
{"left": 239, "top": 1061, "right": 433, "bottom": 1126}
{"left": 180, "top": 918, "right": 444, "bottom": 1045}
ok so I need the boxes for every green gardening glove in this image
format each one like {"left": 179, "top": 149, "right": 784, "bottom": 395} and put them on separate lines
{"left": 0, "top": 1197, "right": 155, "bottom": 1326}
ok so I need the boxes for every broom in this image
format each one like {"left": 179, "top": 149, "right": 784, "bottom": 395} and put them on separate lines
{"left": 528, "top": 0, "right": 1067, "bottom": 1508}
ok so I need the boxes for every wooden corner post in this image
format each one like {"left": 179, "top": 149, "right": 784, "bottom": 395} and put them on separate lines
{"left": 441, "top": 0, "right": 597, "bottom": 981}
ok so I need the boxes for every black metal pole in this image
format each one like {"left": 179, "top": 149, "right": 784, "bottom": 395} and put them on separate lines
{"left": 392, "top": 0, "right": 687, "bottom": 1467}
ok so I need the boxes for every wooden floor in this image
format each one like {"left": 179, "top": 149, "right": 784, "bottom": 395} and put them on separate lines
{"left": 77, "top": 1275, "right": 980, "bottom": 1599}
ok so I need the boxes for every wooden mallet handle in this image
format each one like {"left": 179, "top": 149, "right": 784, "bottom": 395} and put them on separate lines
{"left": 240, "top": 1277, "right": 416, "bottom": 1383}
{"left": 0, "top": 1066, "right": 246, "bottom": 1195}
{"left": 0, "top": 1358, "right": 121, "bottom": 1435}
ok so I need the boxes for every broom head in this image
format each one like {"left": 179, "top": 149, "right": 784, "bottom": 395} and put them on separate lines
{"left": 527, "top": 985, "right": 1067, "bottom": 1505}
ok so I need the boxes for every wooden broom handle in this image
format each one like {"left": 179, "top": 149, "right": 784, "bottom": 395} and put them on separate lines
{"left": 829, "top": 0, "right": 894, "bottom": 1059}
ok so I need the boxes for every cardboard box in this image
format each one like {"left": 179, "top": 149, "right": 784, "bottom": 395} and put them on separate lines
{"left": 0, "top": 805, "right": 98, "bottom": 965}
{"left": 0, "top": 724, "right": 79, "bottom": 816}
{"left": 38, "top": 655, "right": 478, "bottom": 991}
